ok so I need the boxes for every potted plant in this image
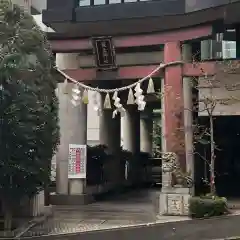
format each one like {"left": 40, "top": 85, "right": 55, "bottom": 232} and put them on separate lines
{"left": 189, "top": 194, "right": 229, "bottom": 218}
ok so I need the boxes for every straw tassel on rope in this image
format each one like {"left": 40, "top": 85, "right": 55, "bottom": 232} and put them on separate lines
{"left": 147, "top": 77, "right": 155, "bottom": 94}
{"left": 82, "top": 89, "right": 89, "bottom": 104}
{"left": 127, "top": 88, "right": 135, "bottom": 105}
{"left": 103, "top": 93, "right": 112, "bottom": 109}
{"left": 58, "top": 62, "right": 177, "bottom": 117}
{"left": 62, "top": 78, "right": 69, "bottom": 94}
{"left": 93, "top": 91, "right": 102, "bottom": 115}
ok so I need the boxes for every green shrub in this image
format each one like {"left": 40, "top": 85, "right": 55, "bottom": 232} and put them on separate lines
{"left": 189, "top": 195, "right": 228, "bottom": 218}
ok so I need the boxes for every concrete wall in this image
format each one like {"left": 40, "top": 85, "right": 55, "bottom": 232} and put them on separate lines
{"left": 199, "top": 75, "right": 240, "bottom": 116}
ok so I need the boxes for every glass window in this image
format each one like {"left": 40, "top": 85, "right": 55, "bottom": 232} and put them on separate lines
{"left": 79, "top": 0, "right": 90, "bottom": 6}
{"left": 94, "top": 0, "right": 105, "bottom": 4}
{"left": 124, "top": 0, "right": 137, "bottom": 2}
{"left": 222, "top": 41, "right": 236, "bottom": 59}
{"left": 109, "top": 0, "right": 121, "bottom": 4}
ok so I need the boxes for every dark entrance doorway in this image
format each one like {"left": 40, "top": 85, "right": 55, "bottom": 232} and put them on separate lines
{"left": 195, "top": 116, "right": 240, "bottom": 197}
{"left": 215, "top": 116, "right": 240, "bottom": 197}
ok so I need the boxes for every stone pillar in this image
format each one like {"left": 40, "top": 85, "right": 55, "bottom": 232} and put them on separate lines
{"left": 68, "top": 96, "right": 87, "bottom": 195}
{"left": 56, "top": 83, "right": 69, "bottom": 195}
{"left": 159, "top": 152, "right": 191, "bottom": 216}
{"left": 99, "top": 95, "right": 121, "bottom": 186}
{"left": 140, "top": 110, "right": 153, "bottom": 154}
{"left": 201, "top": 40, "right": 212, "bottom": 60}
{"left": 182, "top": 44, "right": 194, "bottom": 193}
{"left": 56, "top": 53, "right": 87, "bottom": 195}
{"left": 100, "top": 95, "right": 121, "bottom": 154}
{"left": 164, "top": 42, "right": 185, "bottom": 170}
{"left": 121, "top": 106, "right": 140, "bottom": 153}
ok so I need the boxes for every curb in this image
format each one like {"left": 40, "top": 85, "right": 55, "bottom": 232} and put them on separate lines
{"left": 212, "top": 237, "right": 240, "bottom": 240}
{"left": 14, "top": 205, "right": 53, "bottom": 238}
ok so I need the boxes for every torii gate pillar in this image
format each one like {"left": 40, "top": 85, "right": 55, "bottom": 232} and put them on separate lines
{"left": 164, "top": 42, "right": 186, "bottom": 170}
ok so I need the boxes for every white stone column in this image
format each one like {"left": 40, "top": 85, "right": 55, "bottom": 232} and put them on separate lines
{"left": 140, "top": 110, "right": 153, "bottom": 154}
{"left": 56, "top": 84, "right": 69, "bottom": 195}
{"left": 201, "top": 40, "right": 212, "bottom": 60}
{"left": 99, "top": 95, "right": 121, "bottom": 153}
{"left": 68, "top": 93, "right": 87, "bottom": 195}
{"left": 121, "top": 106, "right": 140, "bottom": 153}
{"left": 56, "top": 53, "right": 87, "bottom": 195}
{"left": 182, "top": 44, "right": 194, "bottom": 191}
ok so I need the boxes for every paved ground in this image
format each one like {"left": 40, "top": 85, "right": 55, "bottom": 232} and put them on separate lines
{"left": 20, "top": 189, "right": 240, "bottom": 239}
{"left": 23, "top": 215, "right": 240, "bottom": 240}
{"left": 22, "top": 188, "right": 188, "bottom": 237}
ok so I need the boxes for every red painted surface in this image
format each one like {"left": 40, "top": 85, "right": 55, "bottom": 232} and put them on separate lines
{"left": 115, "top": 25, "right": 212, "bottom": 48}
{"left": 50, "top": 25, "right": 213, "bottom": 52}
{"left": 61, "top": 62, "right": 216, "bottom": 81}
{"left": 183, "top": 62, "right": 216, "bottom": 77}
{"left": 51, "top": 39, "right": 92, "bottom": 52}
{"left": 62, "top": 65, "right": 161, "bottom": 81}
{"left": 164, "top": 42, "right": 186, "bottom": 170}
{"left": 63, "top": 69, "right": 96, "bottom": 81}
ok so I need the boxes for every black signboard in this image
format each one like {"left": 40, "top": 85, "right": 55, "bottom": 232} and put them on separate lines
{"left": 92, "top": 36, "right": 117, "bottom": 70}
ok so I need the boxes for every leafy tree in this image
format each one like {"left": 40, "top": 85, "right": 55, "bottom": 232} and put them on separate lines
{"left": 0, "top": 0, "right": 59, "bottom": 231}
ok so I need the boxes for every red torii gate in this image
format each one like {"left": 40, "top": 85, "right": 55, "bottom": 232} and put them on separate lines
{"left": 49, "top": 24, "right": 217, "bottom": 171}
